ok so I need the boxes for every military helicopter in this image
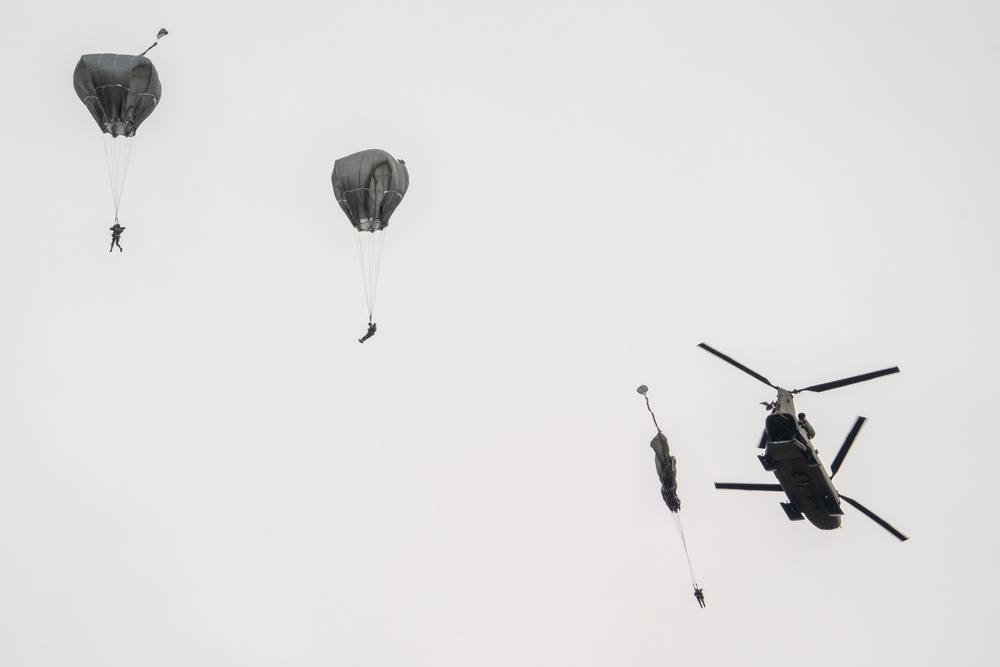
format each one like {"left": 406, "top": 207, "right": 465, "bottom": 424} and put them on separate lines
{"left": 699, "top": 343, "right": 908, "bottom": 542}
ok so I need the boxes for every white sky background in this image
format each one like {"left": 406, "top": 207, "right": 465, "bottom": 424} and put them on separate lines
{"left": 0, "top": 0, "right": 998, "bottom": 664}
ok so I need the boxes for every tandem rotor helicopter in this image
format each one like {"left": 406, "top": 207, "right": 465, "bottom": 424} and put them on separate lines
{"left": 699, "top": 343, "right": 908, "bottom": 542}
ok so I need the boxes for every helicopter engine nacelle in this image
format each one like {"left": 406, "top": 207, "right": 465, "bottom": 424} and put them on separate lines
{"left": 797, "top": 413, "right": 816, "bottom": 439}
{"left": 765, "top": 412, "right": 798, "bottom": 441}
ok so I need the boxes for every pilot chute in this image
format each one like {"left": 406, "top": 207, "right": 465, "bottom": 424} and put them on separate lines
{"left": 74, "top": 30, "right": 166, "bottom": 225}
{"left": 637, "top": 385, "right": 705, "bottom": 608}
{"left": 331, "top": 149, "right": 409, "bottom": 331}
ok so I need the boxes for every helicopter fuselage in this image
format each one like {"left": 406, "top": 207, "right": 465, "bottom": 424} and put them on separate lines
{"left": 701, "top": 342, "right": 908, "bottom": 540}
{"left": 760, "top": 389, "right": 842, "bottom": 529}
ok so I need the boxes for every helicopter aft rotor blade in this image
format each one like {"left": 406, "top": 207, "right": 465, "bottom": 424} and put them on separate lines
{"left": 794, "top": 367, "right": 900, "bottom": 394}
{"left": 698, "top": 343, "right": 776, "bottom": 388}
{"left": 714, "top": 483, "right": 784, "bottom": 492}
{"left": 839, "top": 495, "right": 908, "bottom": 542}
{"left": 830, "top": 416, "right": 866, "bottom": 478}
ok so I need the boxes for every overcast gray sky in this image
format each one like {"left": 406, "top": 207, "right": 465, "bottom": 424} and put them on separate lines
{"left": 1, "top": 1, "right": 998, "bottom": 665}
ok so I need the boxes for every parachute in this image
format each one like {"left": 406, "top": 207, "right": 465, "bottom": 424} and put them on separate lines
{"left": 331, "top": 149, "right": 409, "bottom": 328}
{"left": 651, "top": 432, "right": 680, "bottom": 513}
{"left": 74, "top": 32, "right": 165, "bottom": 225}
{"left": 637, "top": 385, "right": 705, "bottom": 608}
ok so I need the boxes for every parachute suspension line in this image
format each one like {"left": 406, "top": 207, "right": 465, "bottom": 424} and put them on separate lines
{"left": 354, "top": 230, "right": 386, "bottom": 320}
{"left": 102, "top": 135, "right": 135, "bottom": 218}
{"left": 354, "top": 232, "right": 373, "bottom": 318}
{"left": 671, "top": 512, "right": 699, "bottom": 589}
{"left": 102, "top": 136, "right": 118, "bottom": 213}
{"left": 364, "top": 233, "right": 376, "bottom": 316}
{"left": 120, "top": 137, "right": 134, "bottom": 213}
{"left": 369, "top": 229, "right": 386, "bottom": 317}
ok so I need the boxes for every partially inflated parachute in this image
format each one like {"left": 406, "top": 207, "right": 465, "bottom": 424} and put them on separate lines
{"left": 74, "top": 30, "right": 166, "bottom": 225}
{"left": 637, "top": 385, "right": 705, "bottom": 608}
{"left": 331, "top": 149, "right": 409, "bottom": 326}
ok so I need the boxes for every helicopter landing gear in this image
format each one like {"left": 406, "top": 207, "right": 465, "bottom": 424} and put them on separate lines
{"left": 781, "top": 501, "right": 805, "bottom": 521}
{"left": 758, "top": 454, "right": 776, "bottom": 471}
{"left": 820, "top": 495, "right": 844, "bottom": 516}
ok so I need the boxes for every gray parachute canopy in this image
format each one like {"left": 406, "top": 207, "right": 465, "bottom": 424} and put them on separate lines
{"left": 74, "top": 54, "right": 161, "bottom": 137}
{"left": 331, "top": 149, "right": 409, "bottom": 232}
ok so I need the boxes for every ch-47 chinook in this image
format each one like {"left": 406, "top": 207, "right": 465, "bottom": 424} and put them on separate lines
{"left": 699, "top": 343, "right": 908, "bottom": 542}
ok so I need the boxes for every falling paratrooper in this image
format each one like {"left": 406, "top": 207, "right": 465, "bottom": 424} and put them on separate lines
{"left": 331, "top": 149, "right": 409, "bottom": 342}
{"left": 73, "top": 29, "right": 168, "bottom": 250}
{"left": 637, "top": 384, "right": 705, "bottom": 608}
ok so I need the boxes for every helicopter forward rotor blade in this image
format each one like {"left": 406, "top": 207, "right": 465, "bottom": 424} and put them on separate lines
{"left": 715, "top": 482, "right": 784, "bottom": 492}
{"left": 698, "top": 343, "right": 775, "bottom": 388}
{"left": 830, "top": 417, "right": 866, "bottom": 478}
{"left": 840, "top": 495, "right": 908, "bottom": 542}
{"left": 795, "top": 367, "right": 900, "bottom": 394}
